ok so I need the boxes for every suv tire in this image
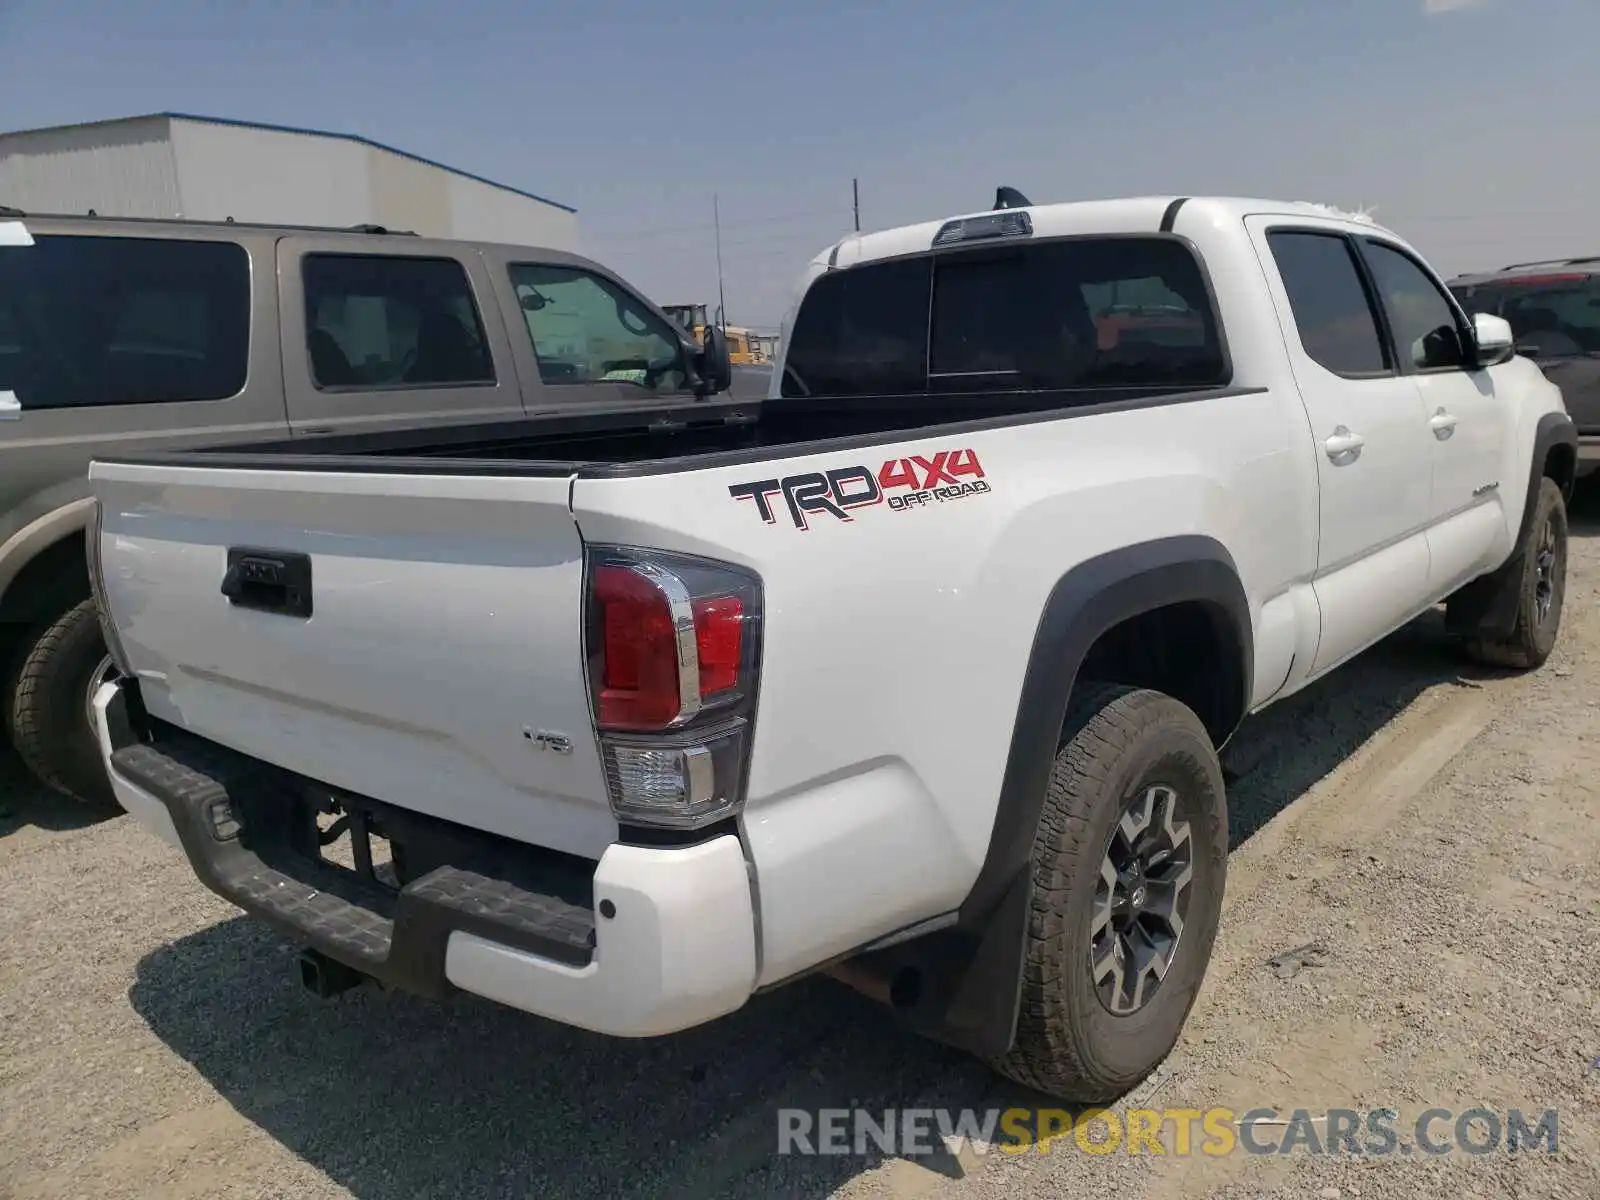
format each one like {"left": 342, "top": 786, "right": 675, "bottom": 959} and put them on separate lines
{"left": 992, "top": 683, "right": 1227, "bottom": 1102}
{"left": 1461, "top": 477, "right": 1567, "bottom": 670}
{"left": 4, "top": 598, "right": 117, "bottom": 806}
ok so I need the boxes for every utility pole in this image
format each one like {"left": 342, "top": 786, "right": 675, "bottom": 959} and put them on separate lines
{"left": 713, "top": 193, "right": 727, "bottom": 328}
{"left": 852, "top": 177, "right": 860, "bottom": 232}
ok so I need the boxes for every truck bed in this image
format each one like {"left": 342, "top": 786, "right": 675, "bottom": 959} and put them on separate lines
{"left": 95, "top": 385, "right": 1247, "bottom": 478}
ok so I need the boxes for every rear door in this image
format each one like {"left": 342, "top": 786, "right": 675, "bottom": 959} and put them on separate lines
{"left": 1453, "top": 272, "right": 1600, "bottom": 434}
{"left": 276, "top": 236, "right": 529, "bottom": 435}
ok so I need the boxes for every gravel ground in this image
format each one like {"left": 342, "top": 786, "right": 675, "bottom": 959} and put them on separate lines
{"left": 4, "top": 493, "right": 1600, "bottom": 1199}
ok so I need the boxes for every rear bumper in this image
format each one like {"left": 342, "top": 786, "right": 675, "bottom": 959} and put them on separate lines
{"left": 92, "top": 680, "right": 758, "bottom": 1037}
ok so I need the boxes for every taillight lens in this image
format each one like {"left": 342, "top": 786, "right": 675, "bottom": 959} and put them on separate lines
{"left": 584, "top": 548, "right": 763, "bottom": 830}
{"left": 693, "top": 595, "right": 744, "bottom": 697}
{"left": 593, "top": 564, "right": 682, "bottom": 729}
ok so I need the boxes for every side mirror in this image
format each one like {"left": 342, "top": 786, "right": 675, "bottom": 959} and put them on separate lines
{"left": 1471, "top": 312, "right": 1516, "bottom": 368}
{"left": 692, "top": 324, "right": 734, "bottom": 396}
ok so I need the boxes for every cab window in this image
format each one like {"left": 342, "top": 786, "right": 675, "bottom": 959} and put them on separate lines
{"left": 509, "top": 264, "right": 687, "bottom": 392}
{"left": 781, "top": 236, "right": 1227, "bottom": 398}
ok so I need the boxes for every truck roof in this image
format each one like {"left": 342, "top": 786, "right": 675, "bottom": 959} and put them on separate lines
{"left": 811, "top": 194, "right": 1397, "bottom": 272}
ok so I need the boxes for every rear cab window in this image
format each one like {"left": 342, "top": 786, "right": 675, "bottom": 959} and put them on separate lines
{"left": 1451, "top": 273, "right": 1600, "bottom": 359}
{"left": 780, "top": 236, "right": 1228, "bottom": 399}
{"left": 0, "top": 234, "right": 250, "bottom": 409}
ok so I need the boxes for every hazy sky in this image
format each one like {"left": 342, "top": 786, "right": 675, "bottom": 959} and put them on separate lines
{"left": 2, "top": 0, "right": 1597, "bottom": 329}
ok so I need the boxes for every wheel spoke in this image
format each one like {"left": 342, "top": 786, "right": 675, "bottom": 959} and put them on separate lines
{"left": 1140, "top": 875, "right": 1189, "bottom": 940}
{"left": 1091, "top": 857, "right": 1118, "bottom": 938}
{"left": 1119, "top": 788, "right": 1157, "bottom": 846}
{"left": 1092, "top": 933, "right": 1125, "bottom": 997}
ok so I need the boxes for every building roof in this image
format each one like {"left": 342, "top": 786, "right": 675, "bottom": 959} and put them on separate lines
{"left": 0, "top": 111, "right": 575, "bottom": 214}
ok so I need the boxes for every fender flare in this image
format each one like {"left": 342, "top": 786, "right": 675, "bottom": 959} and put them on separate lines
{"left": 1445, "top": 410, "right": 1577, "bottom": 639}
{"left": 1515, "top": 411, "right": 1578, "bottom": 545}
{"left": 850, "top": 535, "right": 1253, "bottom": 1060}
{"left": 0, "top": 480, "right": 96, "bottom": 615}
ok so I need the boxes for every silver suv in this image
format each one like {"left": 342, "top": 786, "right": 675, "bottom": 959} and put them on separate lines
{"left": 1449, "top": 257, "right": 1600, "bottom": 476}
{"left": 0, "top": 208, "right": 738, "bottom": 805}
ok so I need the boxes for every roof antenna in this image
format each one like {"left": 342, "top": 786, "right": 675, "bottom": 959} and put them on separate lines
{"left": 994, "top": 186, "right": 1031, "bottom": 210}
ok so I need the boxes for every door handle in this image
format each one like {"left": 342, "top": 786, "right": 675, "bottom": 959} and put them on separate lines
{"left": 1324, "top": 425, "right": 1365, "bottom": 464}
{"left": 1429, "top": 408, "right": 1458, "bottom": 440}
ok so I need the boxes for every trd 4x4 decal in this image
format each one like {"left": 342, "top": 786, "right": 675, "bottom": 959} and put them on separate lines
{"left": 729, "top": 448, "right": 991, "bottom": 531}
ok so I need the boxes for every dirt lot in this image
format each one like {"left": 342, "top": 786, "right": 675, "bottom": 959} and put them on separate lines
{"left": 4, "top": 497, "right": 1600, "bottom": 1200}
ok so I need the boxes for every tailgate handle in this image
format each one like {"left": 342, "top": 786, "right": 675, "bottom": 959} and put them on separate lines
{"left": 221, "top": 548, "right": 313, "bottom": 618}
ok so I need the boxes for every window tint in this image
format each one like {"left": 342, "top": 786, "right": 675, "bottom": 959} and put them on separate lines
{"left": 1361, "top": 240, "right": 1468, "bottom": 371}
{"left": 780, "top": 258, "right": 928, "bottom": 397}
{"left": 1452, "top": 275, "right": 1600, "bottom": 358}
{"left": 302, "top": 255, "right": 494, "bottom": 389}
{"left": 0, "top": 234, "right": 249, "bottom": 409}
{"left": 509, "top": 264, "right": 687, "bottom": 392}
{"left": 781, "top": 238, "right": 1225, "bottom": 399}
{"left": 1267, "top": 232, "right": 1388, "bottom": 375}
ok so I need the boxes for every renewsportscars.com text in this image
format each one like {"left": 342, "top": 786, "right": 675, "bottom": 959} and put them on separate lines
{"left": 776, "top": 1106, "right": 1561, "bottom": 1158}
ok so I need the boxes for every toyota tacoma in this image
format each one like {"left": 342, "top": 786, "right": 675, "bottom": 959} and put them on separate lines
{"left": 86, "top": 192, "right": 1576, "bottom": 1100}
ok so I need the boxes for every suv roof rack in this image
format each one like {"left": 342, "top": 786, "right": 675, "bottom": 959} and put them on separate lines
{"left": 0, "top": 210, "right": 419, "bottom": 236}
{"left": 1500, "top": 254, "right": 1600, "bottom": 271}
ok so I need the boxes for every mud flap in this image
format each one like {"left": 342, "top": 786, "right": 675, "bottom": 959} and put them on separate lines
{"left": 1444, "top": 550, "right": 1526, "bottom": 640}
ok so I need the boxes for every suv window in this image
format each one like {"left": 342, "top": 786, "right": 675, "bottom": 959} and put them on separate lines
{"left": 781, "top": 237, "right": 1226, "bottom": 399}
{"left": 302, "top": 254, "right": 494, "bottom": 389}
{"left": 1360, "top": 240, "right": 1469, "bottom": 371}
{"left": 1266, "top": 231, "right": 1389, "bottom": 376}
{"left": 0, "top": 234, "right": 249, "bottom": 409}
{"left": 508, "top": 264, "right": 688, "bottom": 392}
{"left": 1452, "top": 274, "right": 1600, "bottom": 358}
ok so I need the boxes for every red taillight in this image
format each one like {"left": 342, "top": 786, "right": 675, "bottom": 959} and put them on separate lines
{"left": 593, "top": 564, "right": 681, "bottom": 729}
{"left": 586, "top": 548, "right": 763, "bottom": 829}
{"left": 693, "top": 595, "right": 744, "bottom": 696}
{"left": 590, "top": 560, "right": 755, "bottom": 732}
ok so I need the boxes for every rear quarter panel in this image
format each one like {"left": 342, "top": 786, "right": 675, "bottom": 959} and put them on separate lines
{"left": 572, "top": 386, "right": 1308, "bottom": 981}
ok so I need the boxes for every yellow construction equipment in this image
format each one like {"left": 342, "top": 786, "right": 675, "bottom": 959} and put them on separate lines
{"left": 661, "top": 304, "right": 765, "bottom": 365}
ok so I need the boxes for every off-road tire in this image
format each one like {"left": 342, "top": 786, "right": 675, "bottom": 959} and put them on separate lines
{"left": 1462, "top": 477, "right": 1567, "bottom": 670}
{"left": 3, "top": 598, "right": 116, "bottom": 806}
{"left": 991, "top": 683, "right": 1227, "bottom": 1102}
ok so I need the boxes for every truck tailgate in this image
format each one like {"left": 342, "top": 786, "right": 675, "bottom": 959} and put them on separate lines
{"left": 89, "top": 461, "right": 617, "bottom": 859}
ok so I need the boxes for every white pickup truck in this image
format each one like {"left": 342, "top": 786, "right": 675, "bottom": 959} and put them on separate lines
{"left": 87, "top": 193, "right": 1576, "bottom": 1102}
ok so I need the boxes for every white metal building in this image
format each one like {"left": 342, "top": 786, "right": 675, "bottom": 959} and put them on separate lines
{"left": 0, "top": 112, "right": 578, "bottom": 249}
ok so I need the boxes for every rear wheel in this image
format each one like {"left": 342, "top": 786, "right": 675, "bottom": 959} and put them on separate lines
{"left": 3, "top": 598, "right": 117, "bottom": 806}
{"left": 1462, "top": 477, "right": 1567, "bottom": 670}
{"left": 991, "top": 683, "right": 1227, "bottom": 1102}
